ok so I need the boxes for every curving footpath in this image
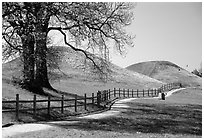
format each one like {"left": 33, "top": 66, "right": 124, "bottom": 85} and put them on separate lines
{"left": 2, "top": 88, "right": 186, "bottom": 138}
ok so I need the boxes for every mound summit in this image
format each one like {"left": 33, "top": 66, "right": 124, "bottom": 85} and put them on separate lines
{"left": 126, "top": 61, "right": 202, "bottom": 87}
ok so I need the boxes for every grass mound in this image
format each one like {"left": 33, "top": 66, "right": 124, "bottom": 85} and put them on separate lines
{"left": 126, "top": 61, "right": 202, "bottom": 87}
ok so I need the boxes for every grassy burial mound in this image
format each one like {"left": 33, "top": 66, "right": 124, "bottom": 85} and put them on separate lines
{"left": 126, "top": 61, "right": 202, "bottom": 87}
{"left": 49, "top": 47, "right": 164, "bottom": 95}
{"left": 2, "top": 46, "right": 163, "bottom": 99}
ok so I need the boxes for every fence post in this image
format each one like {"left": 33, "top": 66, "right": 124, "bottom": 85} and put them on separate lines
{"left": 97, "top": 91, "right": 101, "bottom": 107}
{"left": 107, "top": 90, "right": 108, "bottom": 100}
{"left": 151, "top": 89, "right": 153, "bottom": 97}
{"left": 61, "top": 95, "right": 64, "bottom": 114}
{"left": 33, "top": 94, "right": 36, "bottom": 118}
{"left": 16, "top": 94, "right": 19, "bottom": 120}
{"left": 105, "top": 90, "right": 107, "bottom": 101}
{"left": 109, "top": 89, "right": 111, "bottom": 99}
{"left": 114, "top": 88, "right": 116, "bottom": 97}
{"left": 92, "top": 93, "right": 94, "bottom": 105}
{"left": 143, "top": 89, "right": 145, "bottom": 97}
{"left": 123, "top": 89, "right": 125, "bottom": 97}
{"left": 75, "top": 95, "right": 77, "bottom": 112}
{"left": 127, "top": 89, "right": 129, "bottom": 97}
{"left": 132, "top": 89, "right": 134, "bottom": 97}
{"left": 148, "top": 89, "right": 149, "bottom": 96}
{"left": 137, "top": 89, "right": 139, "bottom": 97}
{"left": 84, "top": 93, "right": 87, "bottom": 110}
{"left": 119, "top": 88, "right": 120, "bottom": 97}
{"left": 101, "top": 92, "right": 103, "bottom": 102}
{"left": 48, "top": 95, "right": 51, "bottom": 117}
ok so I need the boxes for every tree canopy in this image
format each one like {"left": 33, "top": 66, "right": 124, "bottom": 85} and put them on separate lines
{"left": 2, "top": 2, "right": 136, "bottom": 91}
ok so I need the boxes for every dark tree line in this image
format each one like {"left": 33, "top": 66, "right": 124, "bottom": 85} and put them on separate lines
{"left": 2, "top": 2, "right": 135, "bottom": 93}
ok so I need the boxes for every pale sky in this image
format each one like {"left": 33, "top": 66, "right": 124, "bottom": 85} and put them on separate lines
{"left": 110, "top": 2, "right": 202, "bottom": 72}
{"left": 50, "top": 2, "right": 202, "bottom": 72}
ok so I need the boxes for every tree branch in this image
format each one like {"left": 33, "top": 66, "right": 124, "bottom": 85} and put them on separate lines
{"left": 99, "top": 3, "right": 123, "bottom": 29}
{"left": 47, "top": 24, "right": 79, "bottom": 33}
{"left": 3, "top": 36, "right": 22, "bottom": 52}
{"left": 48, "top": 27, "right": 104, "bottom": 73}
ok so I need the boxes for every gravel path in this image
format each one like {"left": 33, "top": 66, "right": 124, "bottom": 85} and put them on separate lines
{"left": 2, "top": 88, "right": 187, "bottom": 138}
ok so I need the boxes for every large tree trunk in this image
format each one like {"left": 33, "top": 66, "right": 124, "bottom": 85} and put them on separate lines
{"left": 21, "top": 34, "right": 35, "bottom": 89}
{"left": 32, "top": 3, "right": 52, "bottom": 90}
{"left": 35, "top": 31, "right": 52, "bottom": 89}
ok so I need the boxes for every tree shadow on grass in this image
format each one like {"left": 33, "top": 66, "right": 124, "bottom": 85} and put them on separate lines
{"left": 49, "top": 103, "right": 202, "bottom": 137}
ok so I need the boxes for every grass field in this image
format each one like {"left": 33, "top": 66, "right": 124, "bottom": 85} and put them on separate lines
{"left": 3, "top": 88, "right": 201, "bottom": 138}
{"left": 66, "top": 88, "right": 202, "bottom": 137}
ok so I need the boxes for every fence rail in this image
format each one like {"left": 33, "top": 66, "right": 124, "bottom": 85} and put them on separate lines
{"left": 2, "top": 83, "right": 181, "bottom": 120}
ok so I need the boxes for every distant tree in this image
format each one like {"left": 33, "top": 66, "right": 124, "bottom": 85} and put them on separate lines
{"left": 2, "top": 2, "right": 135, "bottom": 92}
{"left": 198, "top": 62, "right": 202, "bottom": 77}
{"left": 192, "top": 69, "right": 202, "bottom": 77}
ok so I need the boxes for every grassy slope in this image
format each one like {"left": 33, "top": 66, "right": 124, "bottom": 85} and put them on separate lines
{"left": 49, "top": 47, "right": 164, "bottom": 96}
{"left": 126, "top": 61, "right": 202, "bottom": 87}
{"left": 2, "top": 47, "right": 163, "bottom": 99}
{"left": 2, "top": 47, "right": 164, "bottom": 124}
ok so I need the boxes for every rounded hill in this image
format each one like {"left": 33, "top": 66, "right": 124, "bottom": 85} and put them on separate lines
{"left": 126, "top": 61, "right": 202, "bottom": 87}
{"left": 2, "top": 46, "right": 164, "bottom": 99}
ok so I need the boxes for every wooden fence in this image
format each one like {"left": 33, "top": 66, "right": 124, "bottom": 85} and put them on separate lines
{"left": 2, "top": 83, "right": 181, "bottom": 120}
{"left": 111, "top": 82, "right": 181, "bottom": 98}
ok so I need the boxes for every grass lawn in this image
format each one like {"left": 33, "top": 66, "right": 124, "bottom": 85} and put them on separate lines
{"left": 2, "top": 88, "right": 202, "bottom": 138}
{"left": 51, "top": 88, "right": 202, "bottom": 137}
